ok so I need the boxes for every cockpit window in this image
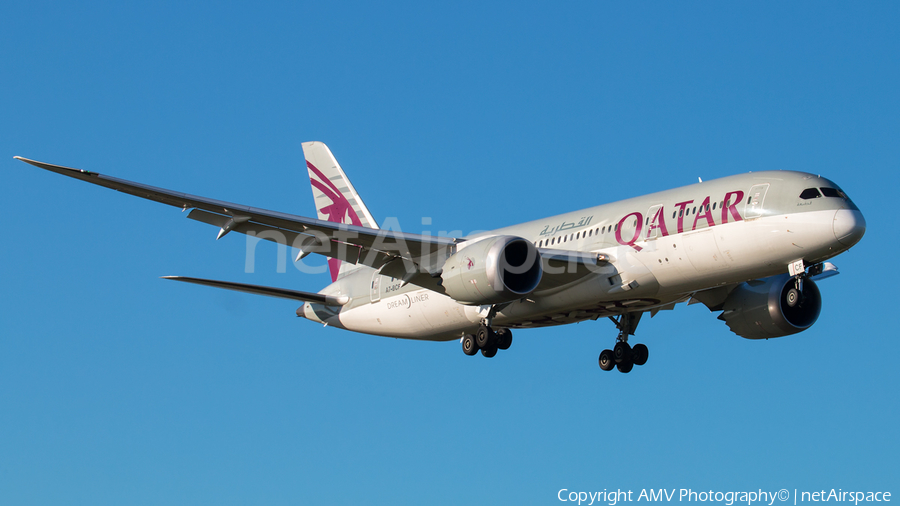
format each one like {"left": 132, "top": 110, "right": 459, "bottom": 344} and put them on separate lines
{"left": 799, "top": 188, "right": 822, "bottom": 199}
{"left": 820, "top": 187, "right": 848, "bottom": 199}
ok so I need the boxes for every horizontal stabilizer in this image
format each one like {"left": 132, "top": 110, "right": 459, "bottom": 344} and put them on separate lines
{"left": 162, "top": 276, "right": 349, "bottom": 305}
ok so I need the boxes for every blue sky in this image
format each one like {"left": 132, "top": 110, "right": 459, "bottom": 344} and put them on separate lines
{"left": 2, "top": 2, "right": 898, "bottom": 504}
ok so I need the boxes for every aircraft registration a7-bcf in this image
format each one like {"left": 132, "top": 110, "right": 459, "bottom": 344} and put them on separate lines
{"left": 14, "top": 142, "right": 866, "bottom": 373}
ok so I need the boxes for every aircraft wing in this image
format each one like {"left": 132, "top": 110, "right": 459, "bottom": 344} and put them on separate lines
{"left": 533, "top": 249, "right": 612, "bottom": 291}
{"left": 14, "top": 157, "right": 458, "bottom": 275}
{"left": 15, "top": 157, "right": 610, "bottom": 293}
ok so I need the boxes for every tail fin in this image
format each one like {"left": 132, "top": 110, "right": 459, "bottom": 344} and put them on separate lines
{"left": 302, "top": 141, "right": 378, "bottom": 281}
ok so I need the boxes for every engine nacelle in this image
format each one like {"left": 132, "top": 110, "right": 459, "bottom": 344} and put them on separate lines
{"left": 719, "top": 273, "right": 822, "bottom": 339}
{"left": 440, "top": 235, "right": 543, "bottom": 305}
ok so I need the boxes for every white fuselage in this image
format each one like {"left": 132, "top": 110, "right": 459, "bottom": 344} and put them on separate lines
{"left": 300, "top": 170, "right": 865, "bottom": 341}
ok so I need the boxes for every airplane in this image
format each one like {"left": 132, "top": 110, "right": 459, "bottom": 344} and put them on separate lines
{"left": 13, "top": 142, "right": 866, "bottom": 373}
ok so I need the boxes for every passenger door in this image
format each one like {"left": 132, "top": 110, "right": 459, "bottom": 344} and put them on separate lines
{"left": 745, "top": 184, "right": 769, "bottom": 220}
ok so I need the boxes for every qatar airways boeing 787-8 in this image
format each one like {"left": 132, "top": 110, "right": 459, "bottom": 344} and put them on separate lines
{"left": 14, "top": 142, "right": 865, "bottom": 373}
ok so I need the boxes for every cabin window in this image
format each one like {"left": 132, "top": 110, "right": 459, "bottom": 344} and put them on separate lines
{"left": 672, "top": 211, "right": 677, "bottom": 219}
{"left": 614, "top": 224, "right": 618, "bottom": 231}
{"left": 821, "top": 187, "right": 847, "bottom": 199}
{"left": 713, "top": 202, "right": 717, "bottom": 210}
{"left": 706, "top": 204, "right": 710, "bottom": 211}
{"left": 800, "top": 188, "right": 822, "bottom": 199}
{"left": 576, "top": 232, "right": 580, "bottom": 240}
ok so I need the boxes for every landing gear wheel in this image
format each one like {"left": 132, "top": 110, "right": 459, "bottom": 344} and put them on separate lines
{"left": 601, "top": 313, "right": 645, "bottom": 373}
{"left": 785, "top": 287, "right": 800, "bottom": 307}
{"left": 496, "top": 328, "right": 513, "bottom": 350}
{"left": 598, "top": 349, "right": 616, "bottom": 371}
{"left": 475, "top": 326, "right": 494, "bottom": 348}
{"left": 613, "top": 342, "right": 632, "bottom": 364}
{"left": 462, "top": 334, "right": 478, "bottom": 356}
{"left": 631, "top": 343, "right": 649, "bottom": 366}
{"left": 481, "top": 345, "right": 498, "bottom": 358}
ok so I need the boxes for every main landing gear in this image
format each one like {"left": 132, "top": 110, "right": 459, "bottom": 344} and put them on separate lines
{"left": 462, "top": 325, "right": 513, "bottom": 358}
{"left": 598, "top": 312, "right": 649, "bottom": 373}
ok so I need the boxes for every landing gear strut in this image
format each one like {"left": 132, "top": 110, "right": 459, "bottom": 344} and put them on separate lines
{"left": 786, "top": 268, "right": 808, "bottom": 308}
{"left": 598, "top": 312, "right": 649, "bottom": 373}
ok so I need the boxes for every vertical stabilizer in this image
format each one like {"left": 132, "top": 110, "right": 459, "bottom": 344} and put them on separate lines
{"left": 302, "top": 141, "right": 379, "bottom": 281}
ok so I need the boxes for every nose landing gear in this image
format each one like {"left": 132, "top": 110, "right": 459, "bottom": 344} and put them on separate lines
{"left": 598, "top": 312, "right": 649, "bottom": 373}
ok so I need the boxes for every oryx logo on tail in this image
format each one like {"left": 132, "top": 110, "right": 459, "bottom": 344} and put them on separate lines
{"left": 307, "top": 160, "right": 363, "bottom": 282}
{"left": 307, "top": 161, "right": 363, "bottom": 227}
{"left": 302, "top": 141, "right": 379, "bottom": 282}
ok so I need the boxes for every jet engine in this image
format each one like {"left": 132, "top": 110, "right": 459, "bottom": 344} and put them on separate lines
{"left": 440, "top": 235, "right": 542, "bottom": 305}
{"left": 719, "top": 273, "right": 821, "bottom": 339}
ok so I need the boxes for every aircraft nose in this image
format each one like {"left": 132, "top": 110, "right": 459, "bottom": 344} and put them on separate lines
{"left": 833, "top": 208, "right": 866, "bottom": 247}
